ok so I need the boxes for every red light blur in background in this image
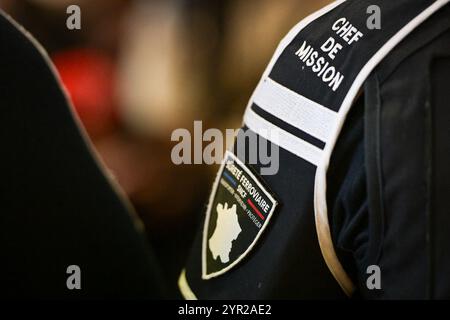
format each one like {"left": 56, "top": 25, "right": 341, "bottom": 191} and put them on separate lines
{"left": 53, "top": 48, "right": 117, "bottom": 139}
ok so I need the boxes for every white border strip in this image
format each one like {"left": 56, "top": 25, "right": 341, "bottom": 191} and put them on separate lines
{"left": 178, "top": 269, "right": 198, "bottom": 300}
{"left": 201, "top": 151, "right": 278, "bottom": 279}
{"left": 244, "top": 108, "right": 323, "bottom": 166}
{"left": 241, "top": 1, "right": 345, "bottom": 169}
{"left": 314, "top": 0, "right": 450, "bottom": 297}
{"left": 253, "top": 78, "right": 338, "bottom": 142}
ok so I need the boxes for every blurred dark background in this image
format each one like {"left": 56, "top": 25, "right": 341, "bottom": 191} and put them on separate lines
{"left": 0, "top": 0, "right": 330, "bottom": 296}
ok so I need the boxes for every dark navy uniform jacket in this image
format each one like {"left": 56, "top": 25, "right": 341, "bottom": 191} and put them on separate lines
{"left": 180, "top": 0, "right": 450, "bottom": 299}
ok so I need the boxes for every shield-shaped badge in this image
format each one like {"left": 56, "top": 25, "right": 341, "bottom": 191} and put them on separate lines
{"left": 202, "top": 151, "right": 278, "bottom": 279}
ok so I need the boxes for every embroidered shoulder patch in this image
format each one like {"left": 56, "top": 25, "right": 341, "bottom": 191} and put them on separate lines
{"left": 202, "top": 151, "right": 278, "bottom": 279}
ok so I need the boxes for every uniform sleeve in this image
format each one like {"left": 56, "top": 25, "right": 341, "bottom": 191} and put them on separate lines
{"left": 326, "top": 90, "right": 373, "bottom": 298}
{"left": 328, "top": 24, "right": 450, "bottom": 299}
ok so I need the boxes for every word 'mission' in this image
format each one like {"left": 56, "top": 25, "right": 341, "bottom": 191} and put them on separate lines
{"left": 294, "top": 17, "right": 364, "bottom": 92}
